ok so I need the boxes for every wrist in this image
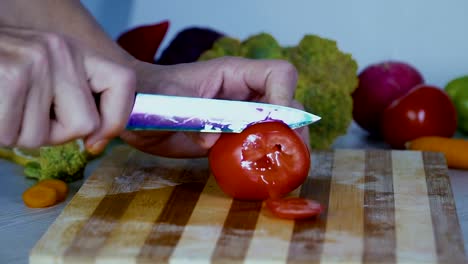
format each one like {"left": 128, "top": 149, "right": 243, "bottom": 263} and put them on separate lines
{"left": 130, "top": 59, "right": 166, "bottom": 94}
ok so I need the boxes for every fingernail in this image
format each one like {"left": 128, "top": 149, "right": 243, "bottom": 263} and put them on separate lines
{"left": 87, "top": 139, "right": 108, "bottom": 155}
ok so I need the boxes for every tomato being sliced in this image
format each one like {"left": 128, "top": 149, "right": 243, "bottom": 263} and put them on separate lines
{"left": 208, "top": 120, "right": 310, "bottom": 200}
{"left": 265, "top": 197, "right": 323, "bottom": 220}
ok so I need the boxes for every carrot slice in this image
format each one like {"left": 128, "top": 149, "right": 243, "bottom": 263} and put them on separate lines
{"left": 37, "top": 179, "right": 69, "bottom": 202}
{"left": 22, "top": 185, "right": 58, "bottom": 208}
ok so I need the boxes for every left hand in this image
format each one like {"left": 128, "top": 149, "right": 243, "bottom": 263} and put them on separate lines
{"left": 120, "top": 56, "right": 308, "bottom": 158}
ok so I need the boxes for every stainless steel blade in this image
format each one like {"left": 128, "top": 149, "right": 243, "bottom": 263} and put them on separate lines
{"left": 126, "top": 93, "right": 321, "bottom": 132}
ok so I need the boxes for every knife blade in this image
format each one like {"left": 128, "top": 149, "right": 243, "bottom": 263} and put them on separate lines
{"left": 126, "top": 93, "right": 320, "bottom": 133}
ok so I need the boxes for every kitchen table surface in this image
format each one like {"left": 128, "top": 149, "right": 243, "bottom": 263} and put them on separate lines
{"left": 1, "top": 122, "right": 467, "bottom": 264}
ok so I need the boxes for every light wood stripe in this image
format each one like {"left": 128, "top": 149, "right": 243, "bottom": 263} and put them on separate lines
{"left": 422, "top": 152, "right": 467, "bottom": 263}
{"left": 244, "top": 187, "right": 301, "bottom": 264}
{"left": 392, "top": 151, "right": 437, "bottom": 263}
{"left": 211, "top": 199, "right": 263, "bottom": 262}
{"left": 320, "top": 149, "right": 366, "bottom": 263}
{"left": 63, "top": 151, "right": 146, "bottom": 261}
{"left": 170, "top": 175, "right": 233, "bottom": 263}
{"left": 95, "top": 187, "right": 175, "bottom": 264}
{"left": 137, "top": 178, "right": 209, "bottom": 262}
{"left": 29, "top": 146, "right": 130, "bottom": 264}
{"left": 363, "top": 150, "right": 396, "bottom": 263}
{"left": 288, "top": 150, "right": 334, "bottom": 264}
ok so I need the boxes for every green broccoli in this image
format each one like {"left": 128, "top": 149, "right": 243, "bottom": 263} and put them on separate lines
{"left": 198, "top": 33, "right": 358, "bottom": 149}
{"left": 240, "top": 33, "right": 284, "bottom": 59}
{"left": 0, "top": 140, "right": 90, "bottom": 182}
{"left": 198, "top": 37, "right": 242, "bottom": 60}
{"left": 289, "top": 35, "right": 358, "bottom": 149}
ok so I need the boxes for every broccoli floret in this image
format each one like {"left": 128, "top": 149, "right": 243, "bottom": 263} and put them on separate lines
{"left": 289, "top": 35, "right": 358, "bottom": 94}
{"left": 295, "top": 77, "right": 354, "bottom": 149}
{"left": 289, "top": 35, "right": 358, "bottom": 149}
{"left": 240, "top": 33, "right": 284, "bottom": 59}
{"left": 199, "top": 33, "right": 284, "bottom": 61}
{"left": 0, "top": 140, "right": 90, "bottom": 183}
{"left": 198, "top": 33, "right": 358, "bottom": 149}
{"left": 198, "top": 37, "right": 242, "bottom": 60}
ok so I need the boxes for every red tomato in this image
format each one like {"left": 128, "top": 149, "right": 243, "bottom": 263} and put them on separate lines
{"left": 265, "top": 197, "right": 323, "bottom": 219}
{"left": 381, "top": 84, "right": 457, "bottom": 149}
{"left": 208, "top": 120, "right": 310, "bottom": 200}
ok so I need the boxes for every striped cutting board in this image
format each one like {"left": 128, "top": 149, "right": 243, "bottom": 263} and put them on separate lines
{"left": 30, "top": 145, "right": 466, "bottom": 263}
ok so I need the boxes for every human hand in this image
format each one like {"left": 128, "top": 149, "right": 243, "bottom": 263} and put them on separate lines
{"left": 120, "top": 56, "right": 308, "bottom": 158}
{"left": 0, "top": 27, "right": 136, "bottom": 153}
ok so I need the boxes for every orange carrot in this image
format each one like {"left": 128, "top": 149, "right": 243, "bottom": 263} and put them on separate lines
{"left": 406, "top": 136, "right": 468, "bottom": 169}
{"left": 22, "top": 185, "right": 58, "bottom": 208}
{"left": 37, "top": 179, "right": 69, "bottom": 202}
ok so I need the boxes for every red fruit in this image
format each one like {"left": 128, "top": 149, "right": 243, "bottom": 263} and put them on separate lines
{"left": 381, "top": 85, "right": 457, "bottom": 149}
{"left": 117, "top": 20, "right": 169, "bottom": 63}
{"left": 265, "top": 197, "right": 323, "bottom": 220}
{"left": 352, "top": 61, "right": 424, "bottom": 136}
{"left": 209, "top": 120, "right": 310, "bottom": 200}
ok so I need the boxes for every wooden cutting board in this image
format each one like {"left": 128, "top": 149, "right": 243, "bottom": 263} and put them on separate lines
{"left": 30, "top": 145, "right": 466, "bottom": 263}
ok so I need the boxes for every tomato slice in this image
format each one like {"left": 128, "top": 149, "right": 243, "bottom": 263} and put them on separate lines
{"left": 265, "top": 197, "right": 323, "bottom": 220}
{"left": 209, "top": 120, "right": 324, "bottom": 220}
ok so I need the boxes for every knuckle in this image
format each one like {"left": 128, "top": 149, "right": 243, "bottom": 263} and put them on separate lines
{"left": 0, "top": 66, "right": 28, "bottom": 97}
{"left": 219, "top": 56, "right": 238, "bottom": 64}
{"left": 274, "top": 60, "right": 298, "bottom": 78}
{"left": 67, "top": 116, "right": 100, "bottom": 138}
{"left": 115, "top": 66, "right": 137, "bottom": 93}
{"left": 42, "top": 32, "right": 67, "bottom": 51}
{"left": 26, "top": 42, "right": 48, "bottom": 65}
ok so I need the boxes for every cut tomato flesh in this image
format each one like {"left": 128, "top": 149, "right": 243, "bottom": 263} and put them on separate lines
{"left": 265, "top": 197, "right": 323, "bottom": 220}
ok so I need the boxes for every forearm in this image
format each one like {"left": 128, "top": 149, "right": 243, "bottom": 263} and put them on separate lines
{"left": 0, "top": 0, "right": 133, "bottom": 65}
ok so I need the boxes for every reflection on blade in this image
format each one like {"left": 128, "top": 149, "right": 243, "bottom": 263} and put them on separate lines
{"left": 126, "top": 94, "right": 321, "bottom": 133}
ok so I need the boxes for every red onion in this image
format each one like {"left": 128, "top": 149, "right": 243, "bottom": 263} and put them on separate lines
{"left": 352, "top": 61, "right": 424, "bottom": 136}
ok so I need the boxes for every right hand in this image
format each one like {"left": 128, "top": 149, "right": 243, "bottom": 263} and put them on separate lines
{"left": 0, "top": 27, "right": 136, "bottom": 153}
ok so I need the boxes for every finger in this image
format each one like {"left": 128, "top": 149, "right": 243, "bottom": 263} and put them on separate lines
{"left": 291, "top": 99, "right": 310, "bottom": 148}
{"left": 0, "top": 53, "right": 27, "bottom": 146}
{"left": 221, "top": 58, "right": 298, "bottom": 106}
{"left": 120, "top": 130, "right": 212, "bottom": 158}
{"left": 15, "top": 44, "right": 53, "bottom": 148}
{"left": 82, "top": 55, "right": 136, "bottom": 150}
{"left": 44, "top": 34, "right": 100, "bottom": 144}
{"left": 184, "top": 132, "right": 221, "bottom": 150}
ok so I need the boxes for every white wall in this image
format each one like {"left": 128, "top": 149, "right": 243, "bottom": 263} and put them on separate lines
{"left": 82, "top": 0, "right": 468, "bottom": 88}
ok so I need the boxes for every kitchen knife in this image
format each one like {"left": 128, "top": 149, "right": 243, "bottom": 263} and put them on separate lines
{"left": 126, "top": 93, "right": 321, "bottom": 133}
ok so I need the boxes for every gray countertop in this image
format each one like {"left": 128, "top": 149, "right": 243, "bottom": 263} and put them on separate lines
{"left": 1, "top": 122, "right": 467, "bottom": 264}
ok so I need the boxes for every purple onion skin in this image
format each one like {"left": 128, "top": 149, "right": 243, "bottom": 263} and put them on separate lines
{"left": 352, "top": 61, "right": 424, "bottom": 137}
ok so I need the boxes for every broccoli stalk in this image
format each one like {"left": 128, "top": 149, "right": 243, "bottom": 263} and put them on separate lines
{"left": 0, "top": 140, "right": 90, "bottom": 183}
{"left": 198, "top": 33, "right": 358, "bottom": 149}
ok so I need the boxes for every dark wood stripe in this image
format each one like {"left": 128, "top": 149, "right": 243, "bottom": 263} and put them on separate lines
{"left": 287, "top": 150, "right": 334, "bottom": 264}
{"left": 211, "top": 199, "right": 263, "bottom": 263}
{"left": 363, "top": 150, "right": 396, "bottom": 263}
{"left": 422, "top": 152, "right": 467, "bottom": 263}
{"left": 63, "top": 152, "right": 144, "bottom": 259}
{"left": 137, "top": 168, "right": 209, "bottom": 262}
